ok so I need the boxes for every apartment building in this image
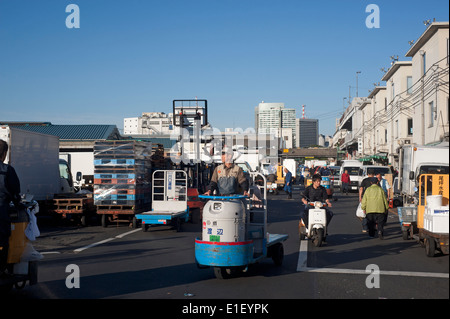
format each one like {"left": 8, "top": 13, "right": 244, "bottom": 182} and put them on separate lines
{"left": 381, "top": 61, "right": 413, "bottom": 165}
{"left": 405, "top": 22, "right": 449, "bottom": 145}
{"left": 333, "top": 21, "right": 449, "bottom": 167}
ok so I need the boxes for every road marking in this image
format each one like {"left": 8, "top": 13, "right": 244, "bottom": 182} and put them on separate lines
{"left": 297, "top": 240, "right": 449, "bottom": 279}
{"left": 115, "top": 228, "right": 141, "bottom": 238}
{"left": 74, "top": 238, "right": 115, "bottom": 253}
{"left": 296, "top": 240, "right": 308, "bottom": 271}
{"left": 74, "top": 228, "right": 141, "bottom": 253}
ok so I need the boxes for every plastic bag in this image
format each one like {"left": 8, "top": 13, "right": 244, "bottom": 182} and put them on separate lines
{"left": 25, "top": 203, "right": 40, "bottom": 241}
{"left": 20, "top": 242, "right": 43, "bottom": 262}
{"left": 356, "top": 203, "right": 366, "bottom": 218}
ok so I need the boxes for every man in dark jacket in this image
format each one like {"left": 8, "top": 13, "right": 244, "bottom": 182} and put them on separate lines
{"left": 0, "top": 139, "right": 21, "bottom": 276}
{"left": 300, "top": 174, "right": 333, "bottom": 228}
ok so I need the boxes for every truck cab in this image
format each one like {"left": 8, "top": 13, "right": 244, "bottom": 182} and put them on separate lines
{"left": 59, "top": 159, "right": 75, "bottom": 193}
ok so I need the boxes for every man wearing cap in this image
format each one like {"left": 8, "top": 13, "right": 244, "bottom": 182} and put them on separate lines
{"left": 204, "top": 147, "right": 249, "bottom": 196}
{"left": 361, "top": 177, "right": 389, "bottom": 239}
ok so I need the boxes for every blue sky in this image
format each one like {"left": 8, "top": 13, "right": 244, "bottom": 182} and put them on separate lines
{"left": 0, "top": 0, "right": 448, "bottom": 137}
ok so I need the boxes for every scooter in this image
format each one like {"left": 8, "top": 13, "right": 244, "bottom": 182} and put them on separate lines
{"left": 299, "top": 202, "right": 328, "bottom": 247}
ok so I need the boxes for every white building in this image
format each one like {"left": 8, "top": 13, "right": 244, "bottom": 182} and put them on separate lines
{"left": 255, "top": 102, "right": 297, "bottom": 146}
{"left": 381, "top": 61, "right": 413, "bottom": 165}
{"left": 124, "top": 112, "right": 174, "bottom": 135}
{"left": 405, "top": 22, "right": 449, "bottom": 145}
{"left": 333, "top": 21, "right": 449, "bottom": 168}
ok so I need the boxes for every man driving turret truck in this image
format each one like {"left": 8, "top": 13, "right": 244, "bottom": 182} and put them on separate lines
{"left": 204, "top": 147, "right": 250, "bottom": 197}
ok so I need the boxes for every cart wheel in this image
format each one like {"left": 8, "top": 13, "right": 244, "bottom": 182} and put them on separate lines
{"left": 402, "top": 229, "right": 409, "bottom": 240}
{"left": 271, "top": 243, "right": 284, "bottom": 266}
{"left": 81, "top": 215, "right": 87, "bottom": 227}
{"left": 14, "top": 281, "right": 27, "bottom": 290}
{"left": 142, "top": 223, "right": 149, "bottom": 232}
{"left": 175, "top": 218, "right": 182, "bottom": 232}
{"left": 425, "top": 236, "right": 436, "bottom": 257}
{"left": 213, "top": 267, "right": 234, "bottom": 279}
{"left": 101, "top": 214, "right": 108, "bottom": 228}
{"left": 132, "top": 216, "right": 139, "bottom": 229}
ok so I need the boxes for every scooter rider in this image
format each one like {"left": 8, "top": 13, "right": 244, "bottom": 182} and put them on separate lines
{"left": 300, "top": 174, "right": 333, "bottom": 228}
{"left": 204, "top": 147, "right": 249, "bottom": 197}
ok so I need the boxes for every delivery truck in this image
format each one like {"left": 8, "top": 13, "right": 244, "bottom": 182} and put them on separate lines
{"left": 399, "top": 142, "right": 449, "bottom": 205}
{"left": 0, "top": 126, "right": 74, "bottom": 201}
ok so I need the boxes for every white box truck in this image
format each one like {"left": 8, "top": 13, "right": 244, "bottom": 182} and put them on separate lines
{"left": 399, "top": 142, "right": 449, "bottom": 204}
{"left": 0, "top": 126, "right": 74, "bottom": 201}
{"left": 339, "top": 160, "right": 363, "bottom": 192}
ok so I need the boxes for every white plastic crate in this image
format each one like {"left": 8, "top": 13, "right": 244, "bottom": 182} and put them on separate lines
{"left": 424, "top": 213, "right": 449, "bottom": 234}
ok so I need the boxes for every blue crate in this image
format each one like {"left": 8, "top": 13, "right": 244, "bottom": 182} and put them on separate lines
{"left": 397, "top": 207, "right": 417, "bottom": 223}
{"left": 94, "top": 173, "right": 137, "bottom": 179}
{"left": 94, "top": 158, "right": 138, "bottom": 166}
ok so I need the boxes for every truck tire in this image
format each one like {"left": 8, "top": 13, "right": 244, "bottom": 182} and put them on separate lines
{"left": 425, "top": 236, "right": 436, "bottom": 257}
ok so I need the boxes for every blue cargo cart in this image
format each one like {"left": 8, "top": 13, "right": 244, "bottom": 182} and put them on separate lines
{"left": 195, "top": 173, "right": 288, "bottom": 279}
{"left": 397, "top": 206, "right": 417, "bottom": 240}
{"left": 136, "top": 170, "right": 189, "bottom": 232}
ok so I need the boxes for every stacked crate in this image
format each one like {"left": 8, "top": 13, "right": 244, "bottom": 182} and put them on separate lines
{"left": 150, "top": 143, "right": 166, "bottom": 169}
{"left": 93, "top": 140, "right": 153, "bottom": 225}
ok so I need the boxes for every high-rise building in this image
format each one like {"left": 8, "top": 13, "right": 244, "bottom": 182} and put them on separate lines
{"left": 296, "top": 118, "right": 319, "bottom": 148}
{"left": 255, "top": 102, "right": 297, "bottom": 147}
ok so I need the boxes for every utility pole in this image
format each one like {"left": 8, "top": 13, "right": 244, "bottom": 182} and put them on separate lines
{"left": 356, "top": 71, "right": 361, "bottom": 97}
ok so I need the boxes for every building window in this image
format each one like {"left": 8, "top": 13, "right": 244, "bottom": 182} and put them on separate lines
{"left": 391, "top": 82, "right": 395, "bottom": 100}
{"left": 395, "top": 120, "right": 399, "bottom": 138}
{"left": 407, "top": 118, "right": 413, "bottom": 136}
{"left": 422, "top": 52, "right": 427, "bottom": 75}
{"left": 385, "top": 129, "right": 388, "bottom": 143}
{"left": 407, "top": 76, "right": 413, "bottom": 94}
{"left": 429, "top": 101, "right": 435, "bottom": 127}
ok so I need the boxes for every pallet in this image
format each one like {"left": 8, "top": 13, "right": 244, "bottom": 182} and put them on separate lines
{"left": 93, "top": 186, "right": 151, "bottom": 196}
{"left": 94, "top": 194, "right": 147, "bottom": 201}
{"left": 52, "top": 197, "right": 94, "bottom": 216}
{"left": 94, "top": 199, "right": 151, "bottom": 206}
{"left": 94, "top": 178, "right": 137, "bottom": 185}
{"left": 96, "top": 204, "right": 151, "bottom": 215}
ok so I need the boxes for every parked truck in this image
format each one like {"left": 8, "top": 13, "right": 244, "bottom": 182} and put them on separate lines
{"left": 0, "top": 126, "right": 74, "bottom": 201}
{"left": 339, "top": 160, "right": 363, "bottom": 193}
{"left": 0, "top": 126, "right": 95, "bottom": 224}
{"left": 399, "top": 142, "right": 449, "bottom": 205}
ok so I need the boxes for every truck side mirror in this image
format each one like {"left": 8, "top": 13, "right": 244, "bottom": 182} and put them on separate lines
{"left": 409, "top": 171, "right": 414, "bottom": 180}
{"left": 76, "top": 172, "right": 82, "bottom": 182}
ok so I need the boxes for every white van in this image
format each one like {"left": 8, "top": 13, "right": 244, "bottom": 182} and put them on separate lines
{"left": 357, "top": 165, "right": 391, "bottom": 186}
{"left": 339, "top": 160, "right": 363, "bottom": 192}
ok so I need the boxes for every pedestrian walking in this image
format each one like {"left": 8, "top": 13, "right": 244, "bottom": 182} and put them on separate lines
{"left": 361, "top": 177, "right": 389, "bottom": 239}
{"left": 341, "top": 169, "right": 350, "bottom": 195}
{"left": 284, "top": 168, "right": 292, "bottom": 199}
{"left": 359, "top": 169, "right": 375, "bottom": 233}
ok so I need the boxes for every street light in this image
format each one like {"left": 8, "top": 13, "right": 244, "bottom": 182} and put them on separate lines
{"left": 356, "top": 71, "right": 361, "bottom": 97}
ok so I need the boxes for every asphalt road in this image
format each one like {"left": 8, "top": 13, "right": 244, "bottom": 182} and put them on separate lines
{"left": 5, "top": 186, "right": 449, "bottom": 303}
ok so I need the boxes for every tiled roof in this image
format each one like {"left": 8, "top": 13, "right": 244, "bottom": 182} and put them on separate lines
{"left": 9, "top": 124, "right": 120, "bottom": 140}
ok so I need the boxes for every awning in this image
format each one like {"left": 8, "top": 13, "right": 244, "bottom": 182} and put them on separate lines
{"left": 358, "top": 153, "right": 388, "bottom": 161}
